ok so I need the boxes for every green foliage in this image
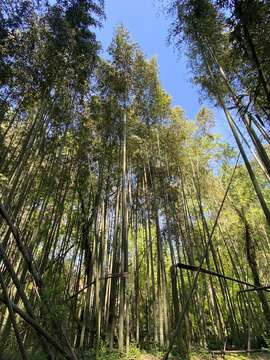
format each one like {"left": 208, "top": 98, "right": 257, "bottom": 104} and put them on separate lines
{"left": 38, "top": 277, "right": 69, "bottom": 324}
{"left": 80, "top": 342, "right": 156, "bottom": 360}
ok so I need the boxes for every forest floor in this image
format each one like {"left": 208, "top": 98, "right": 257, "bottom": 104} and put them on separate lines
{"left": 138, "top": 352, "right": 270, "bottom": 360}
{"left": 3, "top": 349, "right": 270, "bottom": 359}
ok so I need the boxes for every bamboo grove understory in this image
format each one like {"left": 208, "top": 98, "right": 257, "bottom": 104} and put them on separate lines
{"left": 0, "top": 0, "right": 270, "bottom": 359}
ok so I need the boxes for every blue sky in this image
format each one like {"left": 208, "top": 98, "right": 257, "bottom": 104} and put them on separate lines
{"left": 96, "top": 0, "right": 233, "bottom": 142}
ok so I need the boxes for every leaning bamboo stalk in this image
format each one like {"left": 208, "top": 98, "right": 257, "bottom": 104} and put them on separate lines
{"left": 163, "top": 155, "right": 239, "bottom": 360}
{"left": 0, "top": 271, "right": 28, "bottom": 359}
{"left": 0, "top": 296, "right": 70, "bottom": 357}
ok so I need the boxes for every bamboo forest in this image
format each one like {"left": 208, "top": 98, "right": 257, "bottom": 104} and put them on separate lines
{"left": 1, "top": 0, "right": 270, "bottom": 359}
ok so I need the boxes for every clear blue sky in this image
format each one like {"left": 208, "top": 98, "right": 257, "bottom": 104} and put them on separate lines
{"left": 96, "top": 0, "right": 233, "bottom": 142}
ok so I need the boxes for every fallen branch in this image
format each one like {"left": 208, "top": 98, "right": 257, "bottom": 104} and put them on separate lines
{"left": 175, "top": 263, "right": 270, "bottom": 292}
{"left": 238, "top": 284, "right": 270, "bottom": 293}
{"left": 211, "top": 349, "right": 267, "bottom": 354}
